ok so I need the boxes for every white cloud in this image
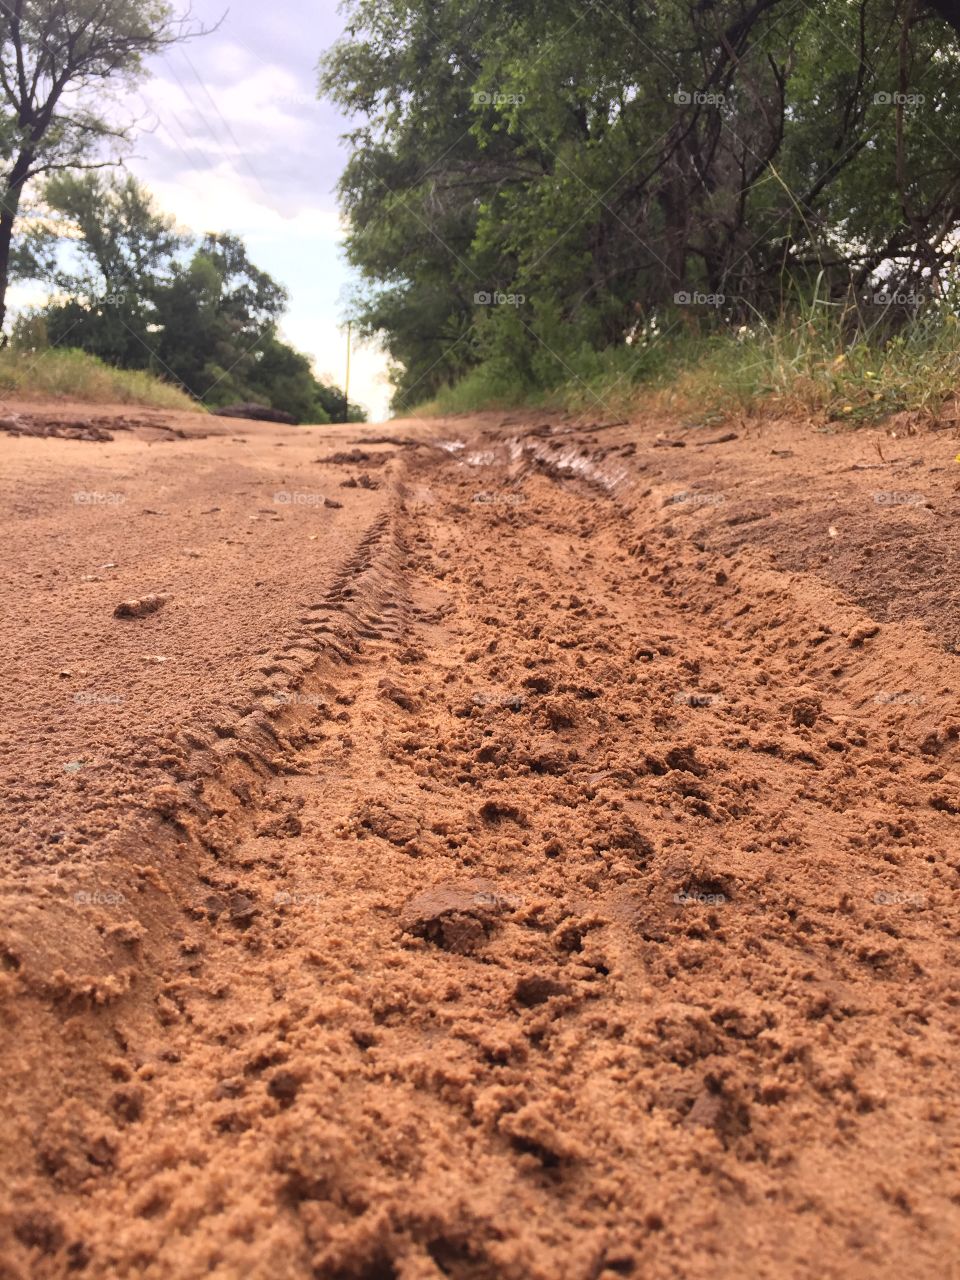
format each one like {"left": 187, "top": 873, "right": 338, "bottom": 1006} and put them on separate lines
{"left": 137, "top": 53, "right": 322, "bottom": 160}
{"left": 142, "top": 164, "right": 344, "bottom": 240}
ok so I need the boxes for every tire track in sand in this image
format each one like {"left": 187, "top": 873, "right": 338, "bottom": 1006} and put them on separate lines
{"left": 3, "top": 421, "right": 958, "bottom": 1279}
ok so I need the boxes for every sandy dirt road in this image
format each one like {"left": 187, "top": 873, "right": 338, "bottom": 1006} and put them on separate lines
{"left": 1, "top": 402, "right": 958, "bottom": 1278}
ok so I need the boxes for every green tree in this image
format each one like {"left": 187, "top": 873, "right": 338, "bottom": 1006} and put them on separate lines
{"left": 40, "top": 171, "right": 187, "bottom": 367}
{"left": 0, "top": 0, "right": 201, "bottom": 332}
{"left": 321, "top": 0, "right": 960, "bottom": 405}
{"left": 244, "top": 334, "right": 332, "bottom": 423}
{"left": 148, "top": 232, "right": 287, "bottom": 403}
{"left": 32, "top": 174, "right": 364, "bottom": 420}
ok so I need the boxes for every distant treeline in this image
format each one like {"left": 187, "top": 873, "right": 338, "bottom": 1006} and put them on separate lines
{"left": 14, "top": 174, "right": 363, "bottom": 424}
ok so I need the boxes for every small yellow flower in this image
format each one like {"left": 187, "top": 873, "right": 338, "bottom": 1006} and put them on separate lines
{"left": 864, "top": 371, "right": 875, "bottom": 378}
{"left": 842, "top": 404, "right": 854, "bottom": 413}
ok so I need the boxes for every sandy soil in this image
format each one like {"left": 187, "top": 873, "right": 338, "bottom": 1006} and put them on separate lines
{"left": 1, "top": 400, "right": 958, "bottom": 1279}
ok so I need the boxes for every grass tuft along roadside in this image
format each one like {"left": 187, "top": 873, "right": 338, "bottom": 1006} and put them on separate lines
{"left": 414, "top": 303, "right": 960, "bottom": 429}
{"left": 0, "top": 348, "right": 203, "bottom": 413}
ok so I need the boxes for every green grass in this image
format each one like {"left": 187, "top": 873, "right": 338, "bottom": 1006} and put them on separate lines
{"left": 0, "top": 347, "right": 203, "bottom": 412}
{"left": 648, "top": 307, "right": 960, "bottom": 425}
{"left": 411, "top": 366, "right": 550, "bottom": 417}
{"left": 411, "top": 301, "right": 960, "bottom": 427}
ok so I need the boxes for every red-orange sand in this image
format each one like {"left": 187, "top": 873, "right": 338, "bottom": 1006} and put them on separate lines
{"left": 1, "top": 401, "right": 958, "bottom": 1278}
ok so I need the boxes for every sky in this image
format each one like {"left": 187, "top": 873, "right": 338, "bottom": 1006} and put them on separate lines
{"left": 22, "top": 1, "right": 394, "bottom": 420}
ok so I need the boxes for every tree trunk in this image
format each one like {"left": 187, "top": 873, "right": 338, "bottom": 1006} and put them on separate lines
{"left": 0, "top": 149, "right": 34, "bottom": 335}
{"left": 0, "top": 204, "right": 16, "bottom": 335}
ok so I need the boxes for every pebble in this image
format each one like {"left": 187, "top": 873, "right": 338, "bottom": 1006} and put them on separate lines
{"left": 114, "top": 595, "right": 168, "bottom": 619}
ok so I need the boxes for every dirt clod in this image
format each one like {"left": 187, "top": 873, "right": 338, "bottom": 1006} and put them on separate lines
{"left": 113, "top": 594, "right": 167, "bottom": 619}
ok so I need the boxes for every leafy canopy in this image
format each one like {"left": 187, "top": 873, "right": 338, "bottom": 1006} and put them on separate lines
{"left": 321, "top": 0, "right": 960, "bottom": 406}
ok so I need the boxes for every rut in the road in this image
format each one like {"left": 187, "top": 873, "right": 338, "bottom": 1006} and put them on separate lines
{"left": 15, "top": 431, "right": 960, "bottom": 1280}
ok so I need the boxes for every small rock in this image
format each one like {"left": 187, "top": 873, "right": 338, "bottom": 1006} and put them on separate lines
{"left": 267, "top": 1070, "right": 301, "bottom": 1108}
{"left": 400, "top": 879, "right": 519, "bottom": 954}
{"left": 790, "top": 693, "right": 822, "bottom": 728}
{"left": 319, "top": 448, "right": 373, "bottom": 464}
{"left": 227, "top": 893, "right": 257, "bottom": 925}
{"left": 514, "top": 975, "right": 571, "bottom": 1007}
{"left": 378, "top": 679, "right": 417, "bottom": 711}
{"left": 683, "top": 1080, "right": 750, "bottom": 1146}
{"left": 199, "top": 891, "right": 256, "bottom": 924}
{"left": 847, "top": 623, "right": 879, "bottom": 647}
{"left": 213, "top": 1077, "right": 245, "bottom": 1099}
{"left": 701, "top": 432, "right": 738, "bottom": 445}
{"left": 114, "top": 594, "right": 167, "bottom": 619}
